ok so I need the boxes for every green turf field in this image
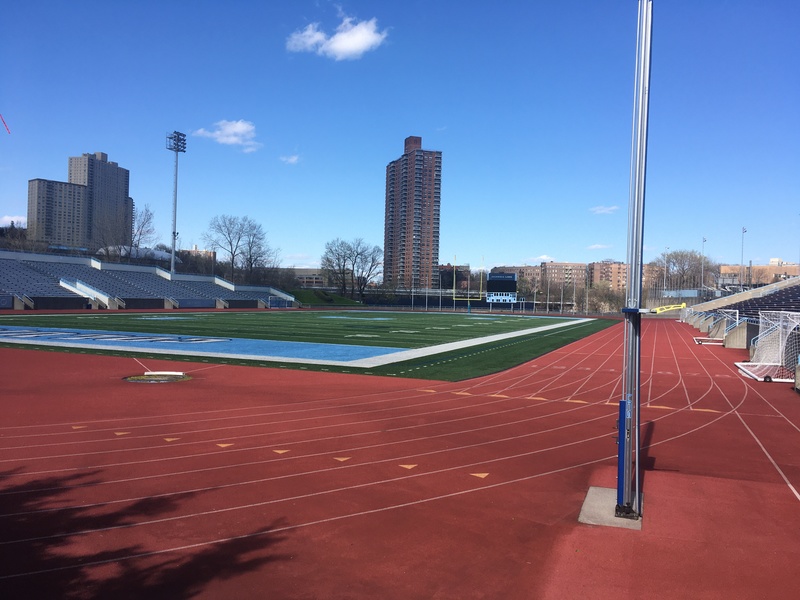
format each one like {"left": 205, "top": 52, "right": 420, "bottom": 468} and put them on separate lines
{"left": 0, "top": 310, "right": 619, "bottom": 381}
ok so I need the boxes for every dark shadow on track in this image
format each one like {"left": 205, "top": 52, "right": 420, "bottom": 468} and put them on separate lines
{"left": 0, "top": 469, "right": 291, "bottom": 599}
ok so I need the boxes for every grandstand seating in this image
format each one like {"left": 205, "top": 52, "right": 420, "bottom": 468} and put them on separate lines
{"left": 683, "top": 277, "right": 800, "bottom": 354}
{"left": 718, "top": 284, "right": 800, "bottom": 319}
{"left": 0, "top": 259, "right": 81, "bottom": 298}
{"left": 0, "top": 252, "right": 294, "bottom": 310}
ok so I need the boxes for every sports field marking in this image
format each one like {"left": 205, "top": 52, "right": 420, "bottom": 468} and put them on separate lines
{"left": 0, "top": 318, "right": 594, "bottom": 369}
{"left": 352, "top": 319, "right": 595, "bottom": 368}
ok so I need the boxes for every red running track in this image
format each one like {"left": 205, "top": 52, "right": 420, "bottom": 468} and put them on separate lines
{"left": 1, "top": 319, "right": 799, "bottom": 599}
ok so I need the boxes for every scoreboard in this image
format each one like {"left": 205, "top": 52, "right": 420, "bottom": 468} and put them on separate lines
{"left": 486, "top": 272, "right": 518, "bottom": 303}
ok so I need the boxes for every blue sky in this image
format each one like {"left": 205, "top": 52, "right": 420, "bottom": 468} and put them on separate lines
{"left": 1, "top": 1, "right": 798, "bottom": 271}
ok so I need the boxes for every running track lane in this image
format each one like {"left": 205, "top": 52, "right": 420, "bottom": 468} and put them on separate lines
{"left": 1, "top": 319, "right": 799, "bottom": 598}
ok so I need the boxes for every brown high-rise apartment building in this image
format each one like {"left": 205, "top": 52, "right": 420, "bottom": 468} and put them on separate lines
{"left": 28, "top": 152, "right": 133, "bottom": 251}
{"left": 384, "top": 136, "right": 442, "bottom": 289}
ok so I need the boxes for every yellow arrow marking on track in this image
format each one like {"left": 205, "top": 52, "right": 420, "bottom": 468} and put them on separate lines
{"left": 471, "top": 473, "right": 489, "bottom": 479}
{"left": 273, "top": 449, "right": 290, "bottom": 454}
{"left": 71, "top": 426, "right": 87, "bottom": 430}
{"left": 490, "top": 394, "right": 509, "bottom": 398}
{"left": 217, "top": 443, "right": 234, "bottom": 448}
{"left": 693, "top": 408, "right": 720, "bottom": 413}
{"left": 647, "top": 405, "right": 673, "bottom": 410}
{"left": 420, "top": 389, "right": 437, "bottom": 393}
{"left": 400, "top": 464, "right": 418, "bottom": 470}
{"left": 164, "top": 438, "right": 180, "bottom": 442}
{"left": 566, "top": 399, "right": 588, "bottom": 404}
{"left": 334, "top": 457, "right": 351, "bottom": 462}
{"left": 528, "top": 396, "right": 547, "bottom": 401}
{"left": 114, "top": 432, "right": 131, "bottom": 436}
{"left": 453, "top": 392, "right": 472, "bottom": 396}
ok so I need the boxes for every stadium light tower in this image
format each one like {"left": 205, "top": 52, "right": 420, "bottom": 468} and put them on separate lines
{"left": 166, "top": 131, "right": 187, "bottom": 275}
{"left": 740, "top": 227, "right": 747, "bottom": 290}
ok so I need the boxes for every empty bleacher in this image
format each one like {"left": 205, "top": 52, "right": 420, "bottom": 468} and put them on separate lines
{"left": 0, "top": 259, "right": 87, "bottom": 309}
{"left": 682, "top": 277, "right": 800, "bottom": 350}
{"left": 0, "top": 251, "right": 295, "bottom": 310}
{"left": 720, "top": 285, "right": 800, "bottom": 319}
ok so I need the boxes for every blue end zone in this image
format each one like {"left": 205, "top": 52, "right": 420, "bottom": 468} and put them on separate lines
{"left": 0, "top": 325, "right": 405, "bottom": 363}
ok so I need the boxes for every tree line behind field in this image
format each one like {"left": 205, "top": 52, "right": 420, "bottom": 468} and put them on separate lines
{"left": 2, "top": 211, "right": 754, "bottom": 308}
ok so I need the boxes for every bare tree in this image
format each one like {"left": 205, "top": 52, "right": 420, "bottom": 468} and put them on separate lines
{"left": 203, "top": 215, "right": 246, "bottom": 281}
{"left": 131, "top": 204, "right": 158, "bottom": 251}
{"left": 0, "top": 222, "right": 27, "bottom": 251}
{"left": 349, "top": 238, "right": 382, "bottom": 300}
{"left": 321, "top": 238, "right": 351, "bottom": 296}
{"left": 238, "top": 217, "right": 279, "bottom": 284}
{"left": 650, "top": 248, "right": 720, "bottom": 293}
{"left": 320, "top": 238, "right": 382, "bottom": 300}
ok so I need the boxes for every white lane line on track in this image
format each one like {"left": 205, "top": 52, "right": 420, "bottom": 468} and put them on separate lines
{"left": 1, "top": 394, "right": 750, "bottom": 580}
{"left": 1, "top": 320, "right": 765, "bottom": 580}
{"left": 734, "top": 413, "right": 800, "bottom": 503}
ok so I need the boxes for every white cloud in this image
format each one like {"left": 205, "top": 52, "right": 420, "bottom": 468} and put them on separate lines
{"left": 280, "top": 154, "right": 300, "bottom": 165}
{"left": 287, "top": 16, "right": 388, "bottom": 61}
{"left": 286, "top": 24, "right": 328, "bottom": 53}
{"left": 524, "top": 255, "right": 554, "bottom": 263}
{"left": 1, "top": 215, "right": 26, "bottom": 227}
{"left": 588, "top": 244, "right": 612, "bottom": 250}
{"left": 193, "top": 120, "right": 263, "bottom": 153}
{"left": 590, "top": 205, "right": 620, "bottom": 215}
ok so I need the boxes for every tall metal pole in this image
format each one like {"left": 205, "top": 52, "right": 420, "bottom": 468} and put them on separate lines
{"left": 700, "top": 237, "right": 706, "bottom": 298}
{"left": 662, "top": 246, "right": 669, "bottom": 297}
{"left": 166, "top": 131, "right": 187, "bottom": 275}
{"left": 617, "top": 0, "right": 653, "bottom": 520}
{"left": 740, "top": 227, "right": 746, "bottom": 290}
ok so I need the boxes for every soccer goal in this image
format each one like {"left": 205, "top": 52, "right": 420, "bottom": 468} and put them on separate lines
{"left": 694, "top": 309, "right": 738, "bottom": 345}
{"left": 736, "top": 311, "right": 800, "bottom": 382}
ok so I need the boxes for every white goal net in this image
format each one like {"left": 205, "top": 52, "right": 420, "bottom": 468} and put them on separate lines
{"left": 736, "top": 311, "right": 800, "bottom": 382}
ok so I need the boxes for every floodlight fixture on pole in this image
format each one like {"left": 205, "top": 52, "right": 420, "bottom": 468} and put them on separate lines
{"left": 166, "top": 131, "right": 187, "bottom": 275}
